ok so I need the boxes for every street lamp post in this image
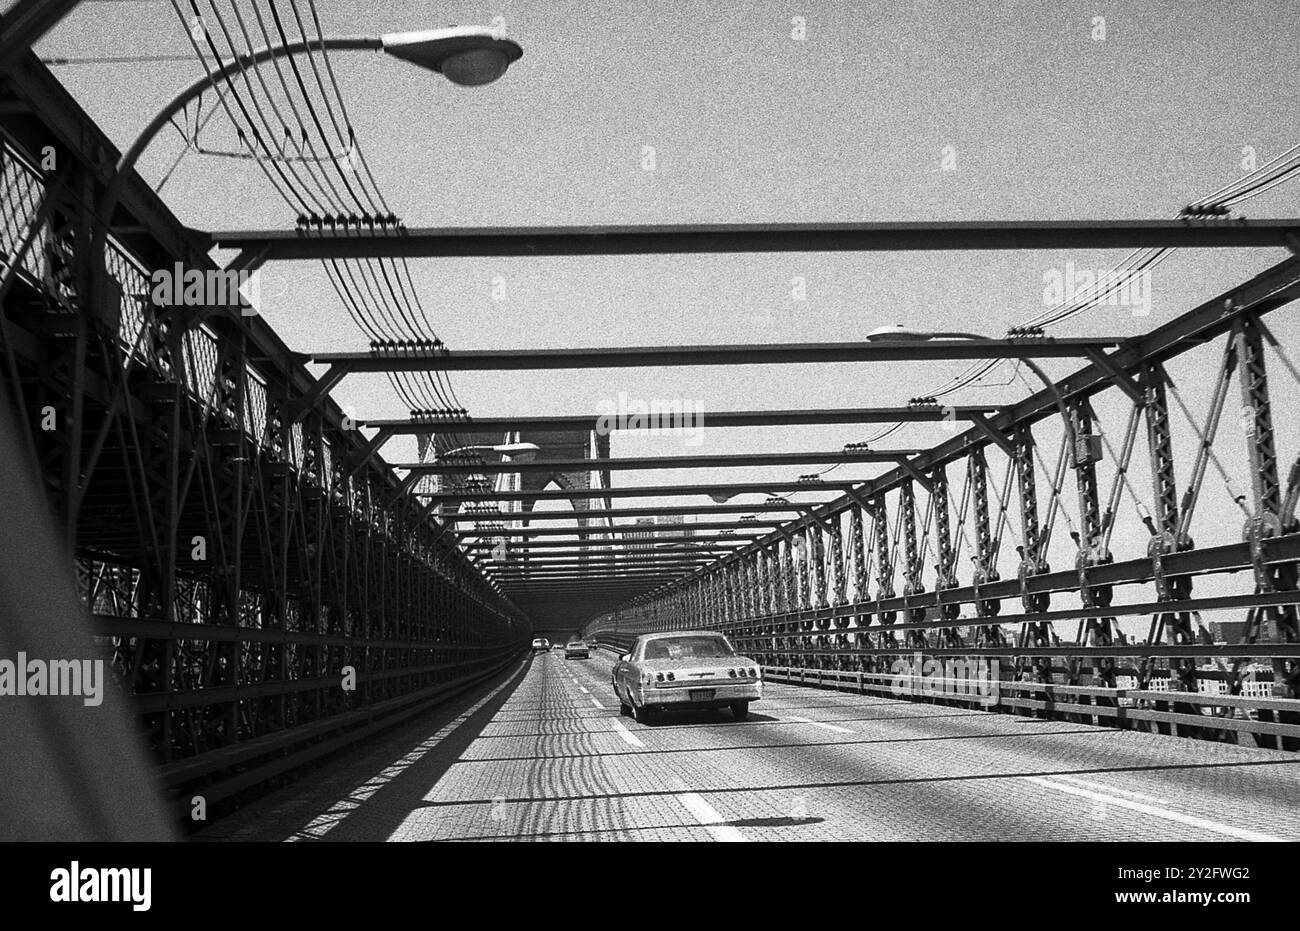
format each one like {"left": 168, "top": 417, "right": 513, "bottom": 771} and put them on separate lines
{"left": 92, "top": 26, "right": 523, "bottom": 312}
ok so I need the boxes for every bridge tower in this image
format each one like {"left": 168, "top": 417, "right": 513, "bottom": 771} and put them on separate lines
{"left": 423, "top": 428, "right": 612, "bottom": 629}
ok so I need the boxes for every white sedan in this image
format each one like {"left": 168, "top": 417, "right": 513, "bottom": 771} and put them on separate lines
{"left": 611, "top": 631, "right": 762, "bottom": 723}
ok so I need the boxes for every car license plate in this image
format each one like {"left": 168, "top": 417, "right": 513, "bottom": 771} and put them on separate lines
{"left": 689, "top": 689, "right": 715, "bottom": 702}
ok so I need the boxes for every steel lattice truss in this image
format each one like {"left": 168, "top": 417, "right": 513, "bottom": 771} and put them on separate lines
{"left": 590, "top": 261, "right": 1300, "bottom": 748}
{"left": 0, "top": 56, "right": 523, "bottom": 816}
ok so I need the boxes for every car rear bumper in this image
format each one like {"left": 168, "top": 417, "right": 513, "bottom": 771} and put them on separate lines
{"left": 636, "top": 682, "right": 761, "bottom": 710}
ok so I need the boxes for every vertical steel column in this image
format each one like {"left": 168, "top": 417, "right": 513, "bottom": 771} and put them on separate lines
{"left": 797, "top": 526, "right": 814, "bottom": 664}
{"left": 812, "top": 523, "right": 829, "bottom": 610}
{"left": 967, "top": 446, "right": 1004, "bottom": 644}
{"left": 849, "top": 504, "right": 867, "bottom": 603}
{"left": 872, "top": 496, "right": 898, "bottom": 655}
{"left": 1141, "top": 361, "right": 1194, "bottom": 650}
{"left": 1070, "top": 399, "right": 1117, "bottom": 688}
{"left": 759, "top": 543, "right": 776, "bottom": 662}
{"left": 1235, "top": 315, "right": 1300, "bottom": 718}
{"left": 900, "top": 480, "right": 927, "bottom": 649}
{"left": 1014, "top": 423, "right": 1052, "bottom": 658}
{"left": 796, "top": 527, "right": 811, "bottom": 612}
{"left": 930, "top": 463, "right": 961, "bottom": 646}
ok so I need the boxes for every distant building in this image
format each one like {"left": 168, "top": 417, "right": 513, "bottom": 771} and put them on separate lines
{"left": 656, "top": 514, "right": 692, "bottom": 538}
{"left": 627, "top": 518, "right": 657, "bottom": 552}
{"left": 1211, "top": 620, "right": 1250, "bottom": 644}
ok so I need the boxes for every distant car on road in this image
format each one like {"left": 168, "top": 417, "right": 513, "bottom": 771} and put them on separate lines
{"left": 564, "top": 639, "right": 590, "bottom": 659}
{"left": 531, "top": 638, "right": 550, "bottom": 653}
{"left": 611, "top": 630, "right": 761, "bottom": 723}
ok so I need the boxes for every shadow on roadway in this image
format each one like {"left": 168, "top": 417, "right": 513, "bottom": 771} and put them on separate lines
{"left": 632, "top": 709, "right": 778, "bottom": 727}
{"left": 207, "top": 654, "right": 539, "bottom": 841}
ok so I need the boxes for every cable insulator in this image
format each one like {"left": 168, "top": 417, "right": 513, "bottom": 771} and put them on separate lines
{"left": 1180, "top": 204, "right": 1231, "bottom": 218}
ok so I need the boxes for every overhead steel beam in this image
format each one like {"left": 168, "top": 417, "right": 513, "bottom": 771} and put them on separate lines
{"left": 489, "top": 570, "right": 716, "bottom": 578}
{"left": 491, "top": 574, "right": 691, "bottom": 582}
{"left": 209, "top": 218, "right": 1300, "bottom": 261}
{"left": 493, "top": 579, "right": 691, "bottom": 587}
{"left": 508, "top": 586, "right": 669, "bottom": 592}
{"left": 474, "top": 556, "right": 741, "bottom": 567}
{"left": 421, "top": 480, "right": 864, "bottom": 502}
{"left": 396, "top": 448, "right": 921, "bottom": 474}
{"left": 508, "top": 593, "right": 664, "bottom": 602}
{"left": 486, "top": 562, "right": 718, "bottom": 573}
{"left": 493, "top": 571, "right": 688, "bottom": 580}
{"left": 441, "top": 503, "right": 803, "bottom": 521}
{"left": 310, "top": 337, "right": 1120, "bottom": 377}
{"left": 368, "top": 405, "right": 999, "bottom": 434}
{"left": 466, "top": 547, "right": 745, "bottom": 557}
{"left": 474, "top": 552, "right": 742, "bottom": 562}
{"left": 481, "top": 551, "right": 724, "bottom": 562}
{"left": 499, "top": 582, "right": 705, "bottom": 588}
{"left": 484, "top": 565, "right": 730, "bottom": 575}
{"left": 485, "top": 564, "right": 720, "bottom": 574}
{"left": 489, "top": 558, "right": 728, "bottom": 569}
{"left": 511, "top": 583, "right": 668, "bottom": 588}
{"left": 0, "top": 1, "right": 82, "bottom": 70}
{"left": 455, "top": 521, "right": 782, "bottom": 537}
{"left": 464, "top": 536, "right": 749, "bottom": 549}
{"left": 475, "top": 553, "right": 737, "bottom": 563}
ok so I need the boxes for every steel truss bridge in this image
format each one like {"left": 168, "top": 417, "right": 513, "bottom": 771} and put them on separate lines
{"left": 4, "top": 32, "right": 1300, "bottom": 833}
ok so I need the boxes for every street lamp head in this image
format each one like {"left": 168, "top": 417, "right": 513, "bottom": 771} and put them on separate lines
{"left": 441, "top": 441, "right": 540, "bottom": 462}
{"left": 865, "top": 324, "right": 932, "bottom": 342}
{"left": 380, "top": 26, "right": 523, "bottom": 86}
{"left": 494, "top": 441, "right": 540, "bottom": 463}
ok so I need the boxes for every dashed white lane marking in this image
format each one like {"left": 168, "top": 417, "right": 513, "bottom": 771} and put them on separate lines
{"left": 590, "top": 697, "right": 605, "bottom": 709}
{"left": 610, "top": 719, "right": 645, "bottom": 748}
{"left": 676, "top": 792, "right": 748, "bottom": 842}
{"left": 578, "top": 685, "right": 590, "bottom": 694}
{"left": 1053, "top": 774, "right": 1168, "bottom": 804}
{"left": 783, "top": 715, "right": 853, "bottom": 734}
{"left": 1025, "top": 776, "right": 1283, "bottom": 842}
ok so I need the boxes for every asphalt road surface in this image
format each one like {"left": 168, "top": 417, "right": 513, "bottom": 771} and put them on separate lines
{"left": 201, "top": 648, "right": 1300, "bottom": 841}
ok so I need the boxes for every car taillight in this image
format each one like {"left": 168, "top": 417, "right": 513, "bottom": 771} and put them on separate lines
{"left": 666, "top": 672, "right": 675, "bottom": 681}
{"left": 728, "top": 668, "right": 737, "bottom": 678}
{"left": 751, "top": 667, "right": 760, "bottom": 678}
{"left": 655, "top": 673, "right": 665, "bottom": 682}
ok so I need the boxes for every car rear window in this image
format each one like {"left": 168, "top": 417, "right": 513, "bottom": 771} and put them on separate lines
{"left": 644, "top": 636, "right": 734, "bottom": 660}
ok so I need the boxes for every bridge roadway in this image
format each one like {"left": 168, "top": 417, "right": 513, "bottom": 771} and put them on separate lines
{"left": 200, "top": 649, "right": 1300, "bottom": 842}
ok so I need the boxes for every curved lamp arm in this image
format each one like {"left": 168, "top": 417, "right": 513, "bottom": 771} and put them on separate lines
{"left": 90, "top": 37, "right": 382, "bottom": 307}
{"left": 923, "top": 330, "right": 1078, "bottom": 468}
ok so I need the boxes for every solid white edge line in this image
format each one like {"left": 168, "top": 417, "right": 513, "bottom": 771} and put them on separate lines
{"left": 1026, "top": 776, "right": 1284, "bottom": 842}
